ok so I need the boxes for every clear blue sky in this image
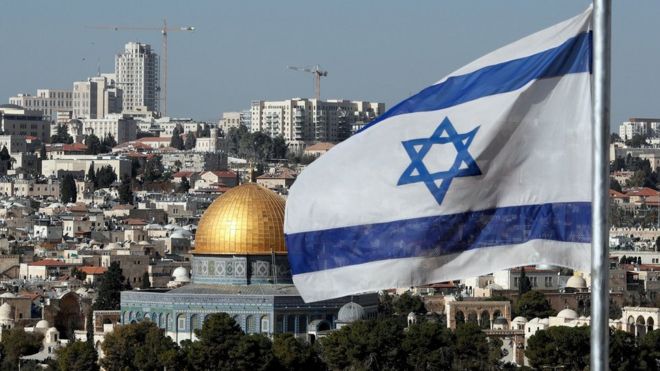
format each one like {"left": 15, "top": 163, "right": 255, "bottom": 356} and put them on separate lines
{"left": 0, "top": 1, "right": 657, "bottom": 131}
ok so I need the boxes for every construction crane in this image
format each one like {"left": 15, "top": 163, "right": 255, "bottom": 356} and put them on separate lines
{"left": 287, "top": 65, "right": 328, "bottom": 100}
{"left": 87, "top": 19, "right": 195, "bottom": 116}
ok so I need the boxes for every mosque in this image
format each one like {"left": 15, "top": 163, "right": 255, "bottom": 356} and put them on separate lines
{"left": 120, "top": 183, "right": 378, "bottom": 343}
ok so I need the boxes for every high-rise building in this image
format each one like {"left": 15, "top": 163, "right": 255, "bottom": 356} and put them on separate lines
{"left": 619, "top": 118, "right": 660, "bottom": 141}
{"left": 115, "top": 42, "right": 159, "bottom": 115}
{"left": 250, "top": 98, "right": 384, "bottom": 152}
{"left": 9, "top": 89, "right": 72, "bottom": 120}
{"left": 72, "top": 74, "right": 122, "bottom": 120}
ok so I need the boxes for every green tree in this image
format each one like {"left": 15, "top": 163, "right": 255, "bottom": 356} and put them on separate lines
{"left": 0, "top": 146, "right": 10, "bottom": 162}
{"left": 393, "top": 292, "right": 427, "bottom": 315}
{"left": 640, "top": 329, "right": 660, "bottom": 370}
{"left": 51, "top": 124, "right": 73, "bottom": 144}
{"left": 86, "top": 308, "right": 94, "bottom": 344}
{"left": 101, "top": 321, "right": 180, "bottom": 371}
{"left": 320, "top": 318, "right": 406, "bottom": 370}
{"left": 118, "top": 176, "right": 133, "bottom": 204}
{"left": 514, "top": 290, "right": 556, "bottom": 319}
{"left": 85, "top": 134, "right": 102, "bottom": 155}
{"left": 272, "top": 333, "right": 324, "bottom": 371}
{"left": 178, "top": 176, "right": 191, "bottom": 193}
{"left": 518, "top": 267, "right": 532, "bottom": 296}
{"left": 87, "top": 162, "right": 97, "bottom": 187}
{"left": 0, "top": 327, "right": 43, "bottom": 370}
{"left": 610, "top": 329, "right": 639, "bottom": 371}
{"left": 93, "top": 261, "right": 126, "bottom": 310}
{"left": 230, "top": 334, "right": 276, "bottom": 371}
{"left": 170, "top": 126, "right": 184, "bottom": 150}
{"left": 184, "top": 132, "right": 197, "bottom": 150}
{"left": 101, "top": 134, "right": 117, "bottom": 153}
{"left": 143, "top": 156, "right": 164, "bottom": 182}
{"left": 402, "top": 320, "right": 454, "bottom": 370}
{"left": 610, "top": 177, "right": 623, "bottom": 192}
{"left": 140, "top": 271, "right": 151, "bottom": 289}
{"left": 96, "top": 165, "right": 117, "bottom": 188}
{"left": 183, "top": 313, "right": 245, "bottom": 370}
{"left": 60, "top": 174, "right": 77, "bottom": 203}
{"left": 453, "top": 322, "right": 502, "bottom": 370}
{"left": 271, "top": 136, "right": 288, "bottom": 159}
{"left": 526, "top": 325, "right": 590, "bottom": 370}
{"left": 377, "top": 292, "right": 394, "bottom": 317}
{"left": 39, "top": 144, "right": 47, "bottom": 160}
{"left": 56, "top": 340, "right": 99, "bottom": 371}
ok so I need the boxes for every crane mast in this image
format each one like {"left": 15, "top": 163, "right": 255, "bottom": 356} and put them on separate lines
{"left": 287, "top": 65, "right": 328, "bottom": 100}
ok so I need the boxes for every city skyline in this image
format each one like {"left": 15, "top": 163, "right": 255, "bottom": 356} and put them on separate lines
{"left": 1, "top": 1, "right": 659, "bottom": 130}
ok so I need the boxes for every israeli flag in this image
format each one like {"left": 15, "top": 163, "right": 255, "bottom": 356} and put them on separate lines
{"left": 285, "top": 7, "right": 593, "bottom": 302}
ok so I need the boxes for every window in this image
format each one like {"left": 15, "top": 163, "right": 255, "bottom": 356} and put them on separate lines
{"left": 177, "top": 315, "right": 186, "bottom": 331}
{"left": 514, "top": 277, "right": 519, "bottom": 287}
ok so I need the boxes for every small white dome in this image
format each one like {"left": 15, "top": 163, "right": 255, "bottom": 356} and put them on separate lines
{"left": 512, "top": 316, "right": 528, "bottom": 324}
{"left": 337, "top": 302, "right": 365, "bottom": 323}
{"left": 172, "top": 267, "right": 191, "bottom": 282}
{"left": 566, "top": 275, "right": 587, "bottom": 289}
{"left": 557, "top": 308, "right": 579, "bottom": 320}
{"left": 0, "top": 292, "right": 16, "bottom": 298}
{"left": 0, "top": 303, "right": 12, "bottom": 320}
{"left": 35, "top": 320, "right": 50, "bottom": 329}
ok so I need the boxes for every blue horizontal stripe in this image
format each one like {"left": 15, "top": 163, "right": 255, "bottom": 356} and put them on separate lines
{"left": 358, "top": 31, "right": 592, "bottom": 134}
{"left": 285, "top": 202, "right": 591, "bottom": 275}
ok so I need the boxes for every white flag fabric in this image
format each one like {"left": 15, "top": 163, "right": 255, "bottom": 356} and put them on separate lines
{"left": 285, "top": 7, "right": 593, "bottom": 302}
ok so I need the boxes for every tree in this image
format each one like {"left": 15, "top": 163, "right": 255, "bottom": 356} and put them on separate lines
{"left": 453, "top": 323, "right": 502, "bottom": 370}
{"left": 393, "top": 292, "right": 427, "bottom": 315}
{"left": 518, "top": 267, "right": 532, "bottom": 296}
{"left": 170, "top": 126, "right": 184, "bottom": 150}
{"left": 140, "top": 271, "right": 151, "bottom": 289}
{"left": 272, "top": 333, "right": 324, "bottom": 371}
{"left": 96, "top": 165, "right": 117, "bottom": 188}
{"left": 526, "top": 325, "right": 590, "bottom": 370}
{"left": 402, "top": 321, "right": 454, "bottom": 370}
{"left": 56, "top": 340, "right": 99, "bottom": 371}
{"left": 101, "top": 134, "right": 117, "bottom": 153}
{"left": 178, "top": 176, "right": 191, "bottom": 193}
{"left": 39, "top": 144, "right": 47, "bottom": 160}
{"left": 271, "top": 136, "right": 288, "bottom": 159}
{"left": 183, "top": 313, "right": 246, "bottom": 370}
{"left": 86, "top": 308, "right": 94, "bottom": 344}
{"left": 93, "top": 261, "right": 126, "bottom": 310}
{"left": 60, "top": 174, "right": 77, "bottom": 203}
{"left": 85, "top": 134, "right": 102, "bottom": 155}
{"left": 87, "top": 162, "right": 97, "bottom": 187}
{"left": 0, "top": 146, "right": 10, "bottom": 162}
{"left": 377, "top": 292, "right": 394, "bottom": 317}
{"left": 0, "top": 327, "right": 43, "bottom": 370}
{"left": 609, "top": 329, "right": 639, "bottom": 371}
{"left": 320, "top": 318, "right": 406, "bottom": 370}
{"left": 118, "top": 176, "right": 133, "bottom": 204}
{"left": 71, "top": 267, "right": 86, "bottom": 281}
{"left": 610, "top": 177, "right": 623, "bottom": 192}
{"left": 229, "top": 334, "right": 276, "bottom": 371}
{"left": 184, "top": 132, "right": 197, "bottom": 150}
{"left": 51, "top": 124, "right": 73, "bottom": 144}
{"left": 639, "top": 329, "right": 660, "bottom": 370}
{"left": 101, "top": 321, "right": 180, "bottom": 371}
{"left": 143, "top": 156, "right": 164, "bottom": 182}
{"left": 514, "top": 290, "right": 555, "bottom": 319}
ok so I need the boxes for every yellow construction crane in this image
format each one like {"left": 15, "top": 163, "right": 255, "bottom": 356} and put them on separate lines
{"left": 87, "top": 19, "right": 195, "bottom": 116}
{"left": 287, "top": 65, "right": 328, "bottom": 100}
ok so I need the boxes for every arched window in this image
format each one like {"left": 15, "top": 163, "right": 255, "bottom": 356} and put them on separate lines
{"left": 246, "top": 315, "right": 256, "bottom": 334}
{"left": 467, "top": 311, "right": 478, "bottom": 324}
{"left": 637, "top": 316, "right": 647, "bottom": 337}
{"left": 123, "top": 312, "right": 130, "bottom": 324}
{"left": 297, "top": 315, "right": 307, "bottom": 334}
{"left": 177, "top": 314, "right": 186, "bottom": 332}
{"left": 260, "top": 316, "right": 270, "bottom": 334}
{"left": 455, "top": 310, "right": 465, "bottom": 324}
{"left": 648, "top": 317, "right": 655, "bottom": 333}
{"left": 190, "top": 314, "right": 200, "bottom": 337}
{"left": 286, "top": 315, "right": 296, "bottom": 333}
{"left": 479, "top": 310, "right": 491, "bottom": 329}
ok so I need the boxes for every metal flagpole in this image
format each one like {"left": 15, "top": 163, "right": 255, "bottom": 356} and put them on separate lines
{"left": 591, "top": 0, "right": 611, "bottom": 370}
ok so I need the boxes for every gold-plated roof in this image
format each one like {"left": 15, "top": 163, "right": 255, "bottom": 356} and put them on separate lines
{"left": 194, "top": 183, "right": 287, "bottom": 255}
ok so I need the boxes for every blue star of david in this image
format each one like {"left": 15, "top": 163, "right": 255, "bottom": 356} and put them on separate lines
{"left": 398, "top": 117, "right": 481, "bottom": 205}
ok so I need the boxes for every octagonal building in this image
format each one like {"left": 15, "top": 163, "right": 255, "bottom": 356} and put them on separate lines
{"left": 120, "top": 183, "right": 377, "bottom": 343}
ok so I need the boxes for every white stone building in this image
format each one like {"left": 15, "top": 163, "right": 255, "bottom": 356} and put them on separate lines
{"left": 619, "top": 118, "right": 660, "bottom": 141}
{"left": 41, "top": 155, "right": 131, "bottom": 180}
{"left": 0, "top": 104, "right": 51, "bottom": 142}
{"left": 81, "top": 114, "right": 137, "bottom": 143}
{"left": 72, "top": 74, "right": 122, "bottom": 119}
{"left": 250, "top": 98, "right": 384, "bottom": 151}
{"left": 115, "top": 42, "right": 159, "bottom": 114}
{"left": 9, "top": 89, "right": 72, "bottom": 120}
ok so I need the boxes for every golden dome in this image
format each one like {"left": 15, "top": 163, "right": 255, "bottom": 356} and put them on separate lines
{"left": 194, "top": 183, "right": 286, "bottom": 255}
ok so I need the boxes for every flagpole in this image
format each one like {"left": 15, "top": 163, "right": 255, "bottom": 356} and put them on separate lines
{"left": 591, "top": 0, "right": 611, "bottom": 370}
